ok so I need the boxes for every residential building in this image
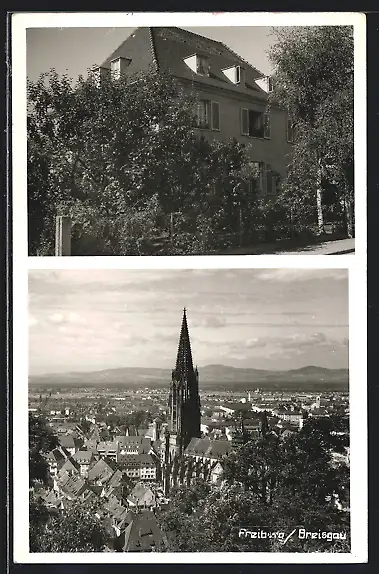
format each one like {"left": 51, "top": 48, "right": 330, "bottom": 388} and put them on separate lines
{"left": 97, "top": 27, "right": 293, "bottom": 196}
{"left": 72, "top": 450, "right": 94, "bottom": 477}
{"left": 116, "top": 509, "right": 168, "bottom": 552}
{"left": 115, "top": 436, "right": 152, "bottom": 455}
{"left": 45, "top": 448, "right": 68, "bottom": 476}
{"left": 118, "top": 453, "right": 157, "bottom": 481}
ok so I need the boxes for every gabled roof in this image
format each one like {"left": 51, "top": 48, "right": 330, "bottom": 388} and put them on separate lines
{"left": 122, "top": 510, "right": 166, "bottom": 552}
{"left": 107, "top": 469, "right": 124, "bottom": 489}
{"left": 46, "top": 448, "right": 66, "bottom": 463}
{"left": 58, "top": 435, "right": 83, "bottom": 450}
{"left": 116, "top": 436, "right": 151, "bottom": 454}
{"left": 126, "top": 483, "right": 157, "bottom": 507}
{"left": 58, "top": 457, "right": 80, "bottom": 476}
{"left": 60, "top": 475, "right": 88, "bottom": 499}
{"left": 185, "top": 437, "right": 231, "bottom": 459}
{"left": 100, "top": 27, "right": 267, "bottom": 101}
{"left": 87, "top": 458, "right": 115, "bottom": 483}
{"left": 103, "top": 495, "right": 129, "bottom": 521}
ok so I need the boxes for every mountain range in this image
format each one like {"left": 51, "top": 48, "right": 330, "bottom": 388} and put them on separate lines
{"left": 29, "top": 364, "right": 349, "bottom": 388}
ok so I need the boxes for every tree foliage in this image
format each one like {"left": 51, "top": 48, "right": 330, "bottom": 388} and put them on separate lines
{"left": 28, "top": 68, "right": 258, "bottom": 255}
{"left": 159, "top": 418, "right": 350, "bottom": 552}
{"left": 268, "top": 26, "right": 354, "bottom": 235}
{"left": 29, "top": 414, "right": 58, "bottom": 486}
{"left": 30, "top": 498, "right": 108, "bottom": 552}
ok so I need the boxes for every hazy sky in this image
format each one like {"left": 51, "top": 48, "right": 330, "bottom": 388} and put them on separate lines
{"left": 28, "top": 269, "right": 349, "bottom": 375}
{"left": 26, "top": 26, "right": 277, "bottom": 83}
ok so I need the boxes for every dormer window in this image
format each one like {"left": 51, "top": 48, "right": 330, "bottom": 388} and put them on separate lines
{"left": 110, "top": 57, "right": 131, "bottom": 80}
{"left": 183, "top": 54, "right": 209, "bottom": 76}
{"left": 255, "top": 75, "right": 274, "bottom": 93}
{"left": 222, "top": 65, "right": 245, "bottom": 85}
{"left": 196, "top": 55, "right": 209, "bottom": 75}
{"left": 93, "top": 66, "right": 109, "bottom": 87}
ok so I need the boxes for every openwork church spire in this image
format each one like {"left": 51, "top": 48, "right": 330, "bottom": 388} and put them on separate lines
{"left": 168, "top": 309, "right": 201, "bottom": 454}
{"left": 175, "top": 308, "right": 194, "bottom": 375}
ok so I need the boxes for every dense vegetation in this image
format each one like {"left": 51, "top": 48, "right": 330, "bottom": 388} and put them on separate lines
{"left": 27, "top": 26, "right": 353, "bottom": 255}
{"left": 158, "top": 417, "right": 350, "bottom": 552}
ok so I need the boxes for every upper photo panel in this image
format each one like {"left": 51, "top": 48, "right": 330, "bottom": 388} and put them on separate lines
{"left": 27, "top": 25, "right": 355, "bottom": 256}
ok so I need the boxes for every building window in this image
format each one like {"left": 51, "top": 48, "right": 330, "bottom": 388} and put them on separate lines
{"left": 264, "top": 113, "right": 271, "bottom": 139}
{"left": 268, "top": 77, "right": 274, "bottom": 92}
{"left": 287, "top": 117, "right": 294, "bottom": 143}
{"left": 265, "top": 164, "right": 276, "bottom": 195}
{"left": 196, "top": 100, "right": 220, "bottom": 131}
{"left": 110, "top": 57, "right": 131, "bottom": 80}
{"left": 236, "top": 66, "right": 241, "bottom": 83}
{"left": 241, "top": 109, "right": 264, "bottom": 138}
{"left": 211, "top": 101, "right": 220, "bottom": 131}
{"left": 196, "top": 56, "right": 209, "bottom": 75}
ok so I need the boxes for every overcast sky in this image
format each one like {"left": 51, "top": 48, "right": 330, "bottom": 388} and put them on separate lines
{"left": 26, "top": 26, "right": 277, "bottom": 83}
{"left": 28, "top": 269, "right": 349, "bottom": 375}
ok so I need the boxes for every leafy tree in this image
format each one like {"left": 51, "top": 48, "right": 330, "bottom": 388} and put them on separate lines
{"left": 223, "top": 434, "right": 283, "bottom": 502}
{"left": 28, "top": 68, "right": 257, "bottom": 255}
{"left": 269, "top": 26, "right": 354, "bottom": 236}
{"left": 158, "top": 417, "right": 350, "bottom": 552}
{"left": 29, "top": 499, "right": 109, "bottom": 552}
{"left": 29, "top": 413, "right": 58, "bottom": 486}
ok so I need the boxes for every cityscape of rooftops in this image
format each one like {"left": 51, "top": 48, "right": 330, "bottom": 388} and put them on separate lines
{"left": 29, "top": 268, "right": 350, "bottom": 553}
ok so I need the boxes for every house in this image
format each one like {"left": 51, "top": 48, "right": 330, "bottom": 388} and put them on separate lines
{"left": 275, "top": 409, "right": 304, "bottom": 428}
{"left": 126, "top": 482, "right": 161, "bottom": 509}
{"left": 87, "top": 458, "right": 116, "bottom": 485}
{"left": 118, "top": 453, "right": 157, "bottom": 481}
{"left": 96, "top": 441, "right": 119, "bottom": 462}
{"left": 57, "top": 457, "right": 81, "bottom": 479}
{"left": 58, "top": 435, "right": 84, "bottom": 457}
{"left": 210, "top": 461, "right": 224, "bottom": 484}
{"left": 96, "top": 27, "right": 294, "bottom": 197}
{"left": 119, "top": 510, "right": 168, "bottom": 552}
{"left": 72, "top": 450, "right": 94, "bottom": 477}
{"left": 57, "top": 474, "right": 88, "bottom": 501}
{"left": 115, "top": 436, "right": 152, "bottom": 455}
{"left": 100, "top": 495, "right": 130, "bottom": 528}
{"left": 45, "top": 448, "right": 67, "bottom": 476}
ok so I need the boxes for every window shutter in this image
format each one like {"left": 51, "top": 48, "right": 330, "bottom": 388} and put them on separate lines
{"left": 264, "top": 114, "right": 271, "bottom": 139}
{"left": 211, "top": 102, "right": 220, "bottom": 131}
{"left": 241, "top": 108, "right": 249, "bottom": 135}
{"left": 266, "top": 164, "right": 273, "bottom": 195}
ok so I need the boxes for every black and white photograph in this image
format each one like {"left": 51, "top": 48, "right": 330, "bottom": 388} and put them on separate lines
{"left": 25, "top": 19, "right": 356, "bottom": 256}
{"left": 10, "top": 11, "right": 367, "bottom": 566}
{"left": 27, "top": 268, "right": 351, "bottom": 554}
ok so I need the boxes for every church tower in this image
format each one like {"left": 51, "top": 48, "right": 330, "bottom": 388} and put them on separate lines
{"left": 168, "top": 308, "right": 201, "bottom": 456}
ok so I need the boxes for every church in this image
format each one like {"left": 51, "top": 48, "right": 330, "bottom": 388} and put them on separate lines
{"left": 159, "top": 309, "right": 231, "bottom": 494}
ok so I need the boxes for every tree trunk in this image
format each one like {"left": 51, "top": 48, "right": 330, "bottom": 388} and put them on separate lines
{"left": 316, "top": 163, "right": 324, "bottom": 235}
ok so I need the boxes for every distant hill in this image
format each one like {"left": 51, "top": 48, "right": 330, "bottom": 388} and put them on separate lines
{"left": 29, "top": 364, "right": 349, "bottom": 389}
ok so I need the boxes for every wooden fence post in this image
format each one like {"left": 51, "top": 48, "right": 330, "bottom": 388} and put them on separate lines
{"left": 55, "top": 216, "right": 72, "bottom": 256}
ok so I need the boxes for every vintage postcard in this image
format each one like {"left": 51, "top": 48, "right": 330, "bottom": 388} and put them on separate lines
{"left": 10, "top": 10, "right": 367, "bottom": 566}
